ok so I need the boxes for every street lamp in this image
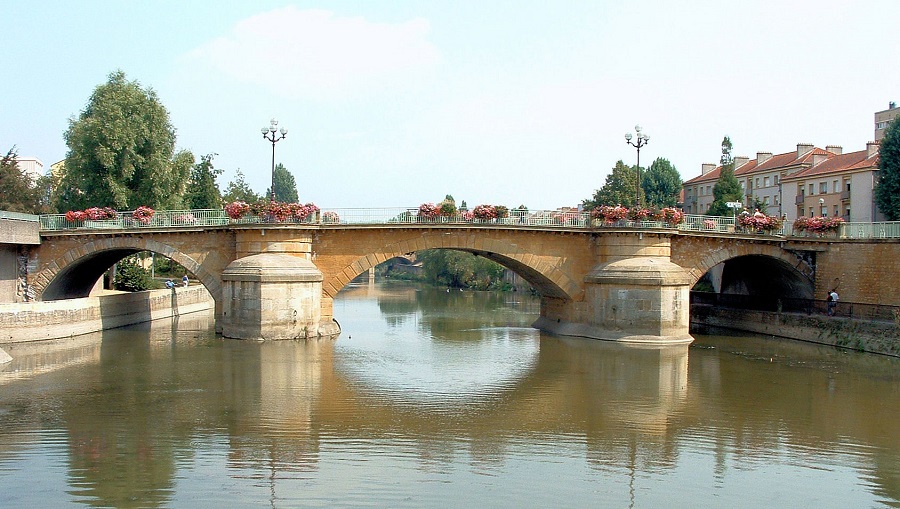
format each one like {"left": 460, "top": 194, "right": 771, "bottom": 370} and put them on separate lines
{"left": 261, "top": 118, "right": 287, "bottom": 201}
{"left": 625, "top": 125, "right": 649, "bottom": 208}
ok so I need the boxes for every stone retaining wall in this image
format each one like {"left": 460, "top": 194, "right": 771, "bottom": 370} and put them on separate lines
{"left": 691, "top": 304, "right": 900, "bottom": 357}
{"left": 0, "top": 286, "right": 214, "bottom": 343}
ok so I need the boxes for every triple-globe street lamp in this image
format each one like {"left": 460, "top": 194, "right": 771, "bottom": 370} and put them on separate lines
{"left": 261, "top": 118, "right": 287, "bottom": 201}
{"left": 625, "top": 125, "right": 649, "bottom": 208}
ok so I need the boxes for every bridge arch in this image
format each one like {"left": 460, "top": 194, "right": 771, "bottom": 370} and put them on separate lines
{"left": 323, "top": 234, "right": 582, "bottom": 300}
{"left": 678, "top": 242, "right": 815, "bottom": 300}
{"left": 35, "top": 236, "right": 222, "bottom": 303}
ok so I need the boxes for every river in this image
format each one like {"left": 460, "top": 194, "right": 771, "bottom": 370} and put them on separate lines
{"left": 0, "top": 281, "right": 898, "bottom": 508}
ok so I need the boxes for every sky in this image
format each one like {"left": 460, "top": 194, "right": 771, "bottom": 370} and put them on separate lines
{"left": 3, "top": 0, "right": 899, "bottom": 210}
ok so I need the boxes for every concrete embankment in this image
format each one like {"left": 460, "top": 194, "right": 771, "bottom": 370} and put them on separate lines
{"left": 0, "top": 286, "right": 214, "bottom": 344}
{"left": 691, "top": 304, "right": 900, "bottom": 357}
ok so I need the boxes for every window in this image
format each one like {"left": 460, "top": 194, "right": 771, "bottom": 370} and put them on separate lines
{"left": 834, "top": 205, "right": 839, "bottom": 217}
{"left": 833, "top": 180, "right": 839, "bottom": 193}
{"left": 819, "top": 182, "right": 827, "bottom": 193}
{"left": 775, "top": 195, "right": 780, "bottom": 205}
{"left": 809, "top": 207, "right": 814, "bottom": 216}
{"left": 756, "top": 178, "right": 760, "bottom": 188}
{"left": 764, "top": 196, "right": 770, "bottom": 205}
{"left": 775, "top": 175, "right": 780, "bottom": 185}
{"left": 809, "top": 183, "right": 815, "bottom": 195}
{"left": 764, "top": 176, "right": 770, "bottom": 187}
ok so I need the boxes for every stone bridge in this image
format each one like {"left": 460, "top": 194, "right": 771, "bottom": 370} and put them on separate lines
{"left": 24, "top": 223, "right": 899, "bottom": 343}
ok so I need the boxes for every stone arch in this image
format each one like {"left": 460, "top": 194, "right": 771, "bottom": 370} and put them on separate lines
{"left": 323, "top": 234, "right": 581, "bottom": 300}
{"left": 681, "top": 242, "right": 814, "bottom": 286}
{"left": 35, "top": 236, "right": 222, "bottom": 303}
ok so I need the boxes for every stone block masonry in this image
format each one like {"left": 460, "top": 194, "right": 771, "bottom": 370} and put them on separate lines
{"left": 0, "top": 286, "right": 213, "bottom": 343}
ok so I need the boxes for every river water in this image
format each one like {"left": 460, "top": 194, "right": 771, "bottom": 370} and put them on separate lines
{"left": 0, "top": 282, "right": 898, "bottom": 508}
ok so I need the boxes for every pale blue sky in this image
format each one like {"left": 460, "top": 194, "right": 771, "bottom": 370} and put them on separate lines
{"left": 4, "top": 0, "right": 899, "bottom": 209}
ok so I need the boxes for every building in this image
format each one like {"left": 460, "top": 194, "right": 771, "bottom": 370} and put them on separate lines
{"left": 682, "top": 143, "right": 826, "bottom": 217}
{"left": 875, "top": 102, "right": 898, "bottom": 142}
{"left": 16, "top": 157, "right": 44, "bottom": 182}
{"left": 682, "top": 105, "right": 892, "bottom": 222}
{"left": 781, "top": 143, "right": 882, "bottom": 222}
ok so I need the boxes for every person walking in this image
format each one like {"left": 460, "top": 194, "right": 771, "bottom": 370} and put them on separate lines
{"left": 827, "top": 289, "right": 839, "bottom": 316}
{"left": 182, "top": 275, "right": 189, "bottom": 288}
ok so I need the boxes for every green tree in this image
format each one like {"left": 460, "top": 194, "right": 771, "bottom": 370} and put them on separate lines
{"left": 583, "top": 160, "right": 640, "bottom": 210}
{"left": 875, "top": 120, "right": 900, "bottom": 220}
{"left": 642, "top": 157, "right": 682, "bottom": 208}
{"left": 58, "top": 70, "right": 193, "bottom": 211}
{"left": 113, "top": 255, "right": 153, "bottom": 292}
{"left": 418, "top": 249, "right": 507, "bottom": 290}
{"left": 0, "top": 147, "right": 43, "bottom": 213}
{"left": 184, "top": 153, "right": 223, "bottom": 209}
{"left": 707, "top": 136, "right": 743, "bottom": 216}
{"left": 265, "top": 163, "right": 298, "bottom": 203}
{"left": 222, "top": 169, "right": 262, "bottom": 203}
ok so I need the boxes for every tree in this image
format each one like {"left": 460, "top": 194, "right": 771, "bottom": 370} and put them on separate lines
{"left": 184, "top": 154, "right": 223, "bottom": 209}
{"left": 265, "top": 163, "right": 298, "bottom": 203}
{"left": 0, "top": 147, "right": 43, "bottom": 213}
{"left": 113, "top": 255, "right": 153, "bottom": 292}
{"left": 583, "top": 160, "right": 640, "bottom": 210}
{"left": 642, "top": 157, "right": 683, "bottom": 208}
{"left": 222, "top": 169, "right": 262, "bottom": 203}
{"left": 707, "top": 136, "right": 743, "bottom": 216}
{"left": 876, "top": 120, "right": 900, "bottom": 220}
{"left": 418, "top": 249, "right": 507, "bottom": 290}
{"left": 58, "top": 70, "right": 193, "bottom": 211}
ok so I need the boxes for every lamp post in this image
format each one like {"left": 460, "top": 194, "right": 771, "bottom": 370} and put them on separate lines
{"left": 261, "top": 118, "right": 287, "bottom": 201}
{"left": 625, "top": 125, "right": 649, "bottom": 208}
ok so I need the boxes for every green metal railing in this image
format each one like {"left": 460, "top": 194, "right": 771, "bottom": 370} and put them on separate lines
{"left": 35, "top": 208, "right": 900, "bottom": 240}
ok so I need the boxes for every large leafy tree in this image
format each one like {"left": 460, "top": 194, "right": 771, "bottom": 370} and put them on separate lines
{"left": 0, "top": 147, "right": 43, "bottom": 213}
{"left": 583, "top": 160, "right": 641, "bottom": 210}
{"left": 642, "top": 157, "right": 683, "bottom": 208}
{"left": 222, "top": 169, "right": 262, "bottom": 203}
{"left": 184, "top": 153, "right": 223, "bottom": 209}
{"left": 265, "top": 163, "right": 299, "bottom": 203}
{"left": 418, "top": 249, "right": 506, "bottom": 290}
{"left": 58, "top": 70, "right": 193, "bottom": 211}
{"left": 708, "top": 136, "right": 743, "bottom": 216}
{"left": 875, "top": 120, "right": 900, "bottom": 220}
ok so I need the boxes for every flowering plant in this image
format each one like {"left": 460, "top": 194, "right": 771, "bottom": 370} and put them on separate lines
{"left": 738, "top": 211, "right": 783, "bottom": 232}
{"left": 703, "top": 219, "right": 717, "bottom": 230}
{"left": 472, "top": 204, "right": 498, "bottom": 220}
{"left": 132, "top": 206, "right": 155, "bottom": 224}
{"left": 85, "top": 207, "right": 117, "bottom": 220}
{"left": 495, "top": 205, "right": 509, "bottom": 219}
{"left": 65, "top": 210, "right": 88, "bottom": 222}
{"left": 418, "top": 203, "right": 440, "bottom": 219}
{"left": 793, "top": 216, "right": 844, "bottom": 233}
{"left": 627, "top": 207, "right": 651, "bottom": 221}
{"left": 461, "top": 210, "right": 474, "bottom": 221}
{"left": 655, "top": 207, "right": 685, "bottom": 226}
{"left": 590, "top": 205, "right": 628, "bottom": 223}
{"left": 249, "top": 201, "right": 319, "bottom": 222}
{"left": 321, "top": 211, "right": 340, "bottom": 223}
{"left": 225, "top": 201, "right": 250, "bottom": 219}
{"left": 290, "top": 203, "right": 319, "bottom": 221}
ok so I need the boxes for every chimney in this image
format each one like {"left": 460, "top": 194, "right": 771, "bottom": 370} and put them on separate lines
{"left": 797, "top": 143, "right": 814, "bottom": 158}
{"left": 734, "top": 156, "right": 749, "bottom": 169}
{"left": 812, "top": 152, "right": 828, "bottom": 166}
{"left": 825, "top": 145, "right": 842, "bottom": 155}
{"left": 867, "top": 141, "right": 880, "bottom": 159}
{"left": 757, "top": 151, "right": 773, "bottom": 164}
{"left": 701, "top": 163, "right": 716, "bottom": 175}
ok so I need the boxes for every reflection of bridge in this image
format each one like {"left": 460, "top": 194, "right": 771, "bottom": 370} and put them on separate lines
{"left": 20, "top": 206, "right": 899, "bottom": 343}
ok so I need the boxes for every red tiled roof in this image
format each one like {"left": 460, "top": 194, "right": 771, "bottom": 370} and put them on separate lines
{"left": 782, "top": 149, "right": 878, "bottom": 180}
{"left": 683, "top": 146, "right": 833, "bottom": 185}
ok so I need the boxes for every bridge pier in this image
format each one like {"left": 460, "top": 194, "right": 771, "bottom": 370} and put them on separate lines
{"left": 220, "top": 253, "right": 340, "bottom": 340}
{"left": 534, "top": 234, "right": 694, "bottom": 345}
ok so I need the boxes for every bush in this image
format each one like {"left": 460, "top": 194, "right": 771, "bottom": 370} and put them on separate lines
{"left": 114, "top": 256, "right": 153, "bottom": 292}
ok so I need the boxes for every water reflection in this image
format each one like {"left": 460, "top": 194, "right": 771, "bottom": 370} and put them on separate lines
{"left": 0, "top": 286, "right": 897, "bottom": 508}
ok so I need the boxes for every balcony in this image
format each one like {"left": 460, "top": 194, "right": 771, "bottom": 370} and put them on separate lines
{"left": 795, "top": 194, "right": 805, "bottom": 205}
{"left": 841, "top": 190, "right": 851, "bottom": 201}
